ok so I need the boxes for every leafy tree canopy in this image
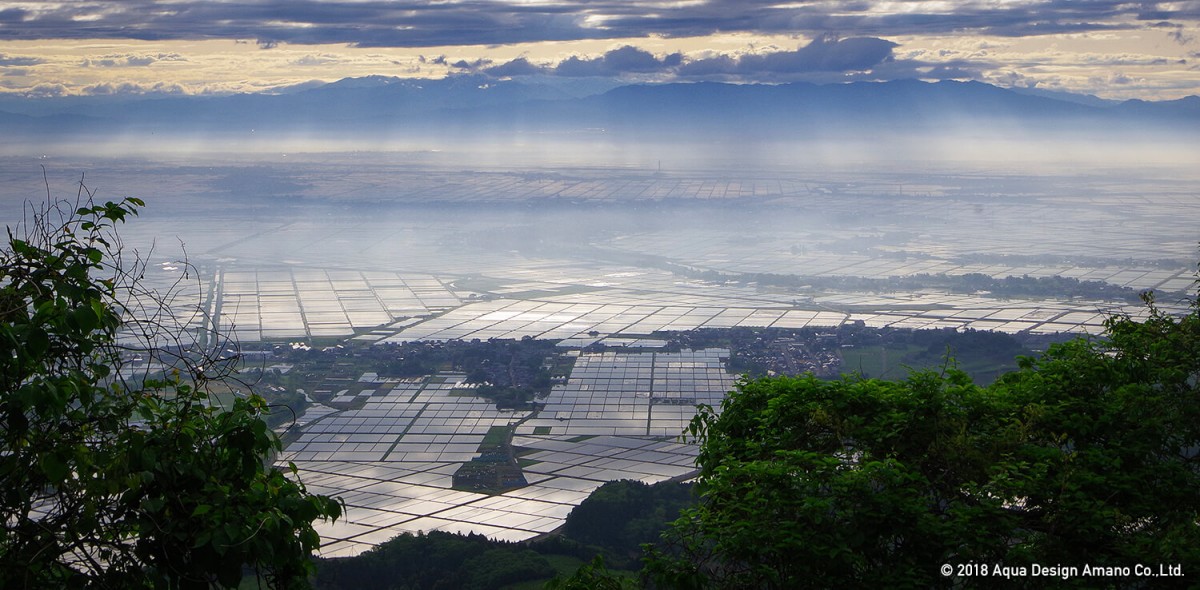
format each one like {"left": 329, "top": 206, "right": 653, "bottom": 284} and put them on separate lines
{"left": 563, "top": 479, "right": 695, "bottom": 559}
{"left": 646, "top": 290, "right": 1200, "bottom": 588}
{"left": 0, "top": 192, "right": 341, "bottom": 588}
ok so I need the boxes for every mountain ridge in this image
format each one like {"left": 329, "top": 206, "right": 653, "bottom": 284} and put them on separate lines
{"left": 2, "top": 77, "right": 1195, "bottom": 140}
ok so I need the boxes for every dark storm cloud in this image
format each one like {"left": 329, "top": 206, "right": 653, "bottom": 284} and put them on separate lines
{"left": 554, "top": 46, "right": 683, "bottom": 77}
{"left": 674, "top": 36, "right": 989, "bottom": 83}
{"left": 0, "top": 1, "right": 600, "bottom": 47}
{"left": 736, "top": 36, "right": 897, "bottom": 74}
{"left": 673, "top": 37, "right": 901, "bottom": 80}
{"left": 672, "top": 36, "right": 902, "bottom": 80}
{"left": 0, "top": 1, "right": 1195, "bottom": 47}
{"left": 0, "top": 8, "right": 29, "bottom": 24}
{"left": 477, "top": 36, "right": 976, "bottom": 83}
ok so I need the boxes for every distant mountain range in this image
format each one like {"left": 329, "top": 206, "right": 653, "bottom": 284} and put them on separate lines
{"left": 2, "top": 75, "right": 1196, "bottom": 141}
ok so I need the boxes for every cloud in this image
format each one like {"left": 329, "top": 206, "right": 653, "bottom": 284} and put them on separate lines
{"left": 473, "top": 36, "right": 983, "bottom": 84}
{"left": 82, "top": 81, "right": 187, "bottom": 95}
{"left": 556, "top": 46, "right": 681, "bottom": 77}
{"left": 678, "top": 39, "right": 899, "bottom": 81}
{"left": 1107, "top": 71, "right": 1136, "bottom": 85}
{"left": 477, "top": 45, "right": 685, "bottom": 78}
{"left": 81, "top": 53, "right": 186, "bottom": 67}
{"left": 0, "top": 53, "right": 42, "bottom": 67}
{"left": 482, "top": 57, "right": 544, "bottom": 77}
{"left": 552, "top": 46, "right": 683, "bottom": 77}
{"left": 452, "top": 58, "right": 493, "bottom": 70}
{"left": 869, "top": 59, "right": 990, "bottom": 82}
{"left": 24, "top": 82, "right": 69, "bottom": 98}
{"left": 676, "top": 55, "right": 738, "bottom": 77}
{"left": 292, "top": 54, "right": 341, "bottom": 66}
{"left": 0, "top": 1, "right": 1195, "bottom": 48}
{"left": 0, "top": 7, "right": 28, "bottom": 24}
{"left": 730, "top": 36, "right": 898, "bottom": 74}
{"left": 1149, "top": 21, "right": 1199, "bottom": 45}
{"left": 1169, "top": 29, "right": 1195, "bottom": 44}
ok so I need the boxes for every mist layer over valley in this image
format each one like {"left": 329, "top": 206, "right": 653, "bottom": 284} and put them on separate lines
{"left": 4, "top": 136, "right": 1195, "bottom": 344}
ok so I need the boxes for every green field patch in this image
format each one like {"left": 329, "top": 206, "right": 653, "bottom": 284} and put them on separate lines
{"left": 840, "top": 330, "right": 1028, "bottom": 385}
{"left": 840, "top": 344, "right": 926, "bottom": 381}
{"left": 481, "top": 425, "right": 511, "bottom": 446}
{"left": 452, "top": 425, "right": 527, "bottom": 494}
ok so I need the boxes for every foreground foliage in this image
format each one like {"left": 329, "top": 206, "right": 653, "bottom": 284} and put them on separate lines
{"left": 315, "top": 480, "right": 692, "bottom": 589}
{"left": 0, "top": 195, "right": 341, "bottom": 587}
{"left": 646, "top": 291, "right": 1200, "bottom": 588}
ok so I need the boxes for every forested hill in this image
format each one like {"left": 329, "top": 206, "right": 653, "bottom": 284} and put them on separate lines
{"left": 313, "top": 479, "right": 693, "bottom": 589}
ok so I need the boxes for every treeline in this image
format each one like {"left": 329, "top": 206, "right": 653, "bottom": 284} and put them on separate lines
{"left": 907, "top": 326, "right": 1027, "bottom": 359}
{"left": 667, "top": 263, "right": 1152, "bottom": 303}
{"left": 844, "top": 326, "right": 1033, "bottom": 384}
{"left": 950, "top": 251, "right": 1186, "bottom": 270}
{"left": 373, "top": 339, "right": 561, "bottom": 385}
{"left": 261, "top": 388, "right": 307, "bottom": 429}
{"left": 276, "top": 338, "right": 565, "bottom": 409}
{"left": 314, "top": 479, "right": 695, "bottom": 589}
{"left": 377, "top": 339, "right": 561, "bottom": 408}
{"left": 664, "top": 324, "right": 1046, "bottom": 383}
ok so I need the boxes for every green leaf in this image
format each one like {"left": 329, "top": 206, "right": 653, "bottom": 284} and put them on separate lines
{"left": 26, "top": 327, "right": 50, "bottom": 359}
{"left": 193, "top": 531, "right": 212, "bottom": 549}
{"left": 143, "top": 497, "right": 166, "bottom": 513}
{"left": 71, "top": 306, "right": 100, "bottom": 333}
{"left": 39, "top": 453, "right": 69, "bottom": 481}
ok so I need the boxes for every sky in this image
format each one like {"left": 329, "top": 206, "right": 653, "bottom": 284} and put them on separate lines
{"left": 0, "top": 1, "right": 1197, "bottom": 100}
